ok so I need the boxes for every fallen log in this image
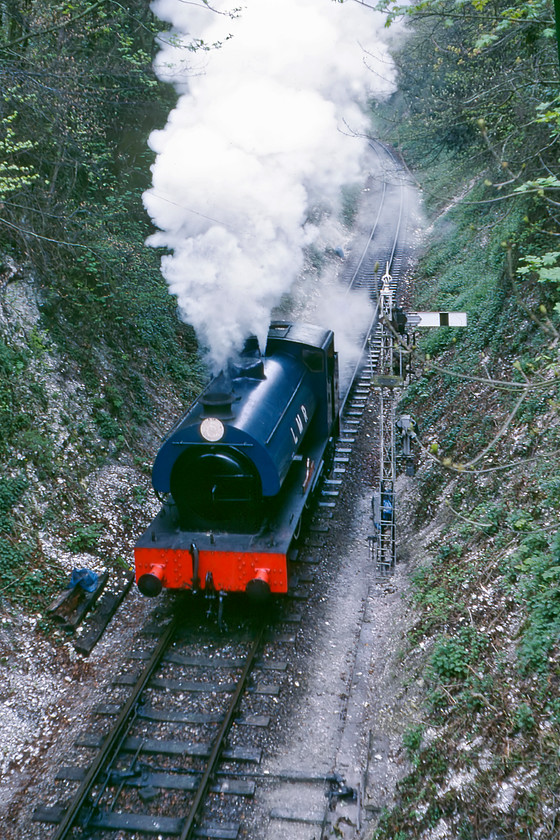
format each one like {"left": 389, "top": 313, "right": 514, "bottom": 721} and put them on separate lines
{"left": 74, "top": 571, "right": 135, "bottom": 656}
{"left": 48, "top": 571, "right": 109, "bottom": 631}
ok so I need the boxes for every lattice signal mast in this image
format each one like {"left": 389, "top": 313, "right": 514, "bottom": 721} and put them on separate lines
{"left": 369, "top": 286, "right": 467, "bottom": 572}
{"left": 371, "top": 265, "right": 399, "bottom": 573}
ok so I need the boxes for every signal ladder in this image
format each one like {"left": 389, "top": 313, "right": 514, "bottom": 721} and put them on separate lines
{"left": 316, "top": 265, "right": 404, "bottom": 563}
{"left": 370, "top": 265, "right": 401, "bottom": 574}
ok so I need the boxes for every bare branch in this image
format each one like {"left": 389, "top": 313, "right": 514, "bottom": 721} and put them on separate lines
{"left": 0, "top": 0, "right": 108, "bottom": 51}
{"left": 424, "top": 361, "right": 557, "bottom": 391}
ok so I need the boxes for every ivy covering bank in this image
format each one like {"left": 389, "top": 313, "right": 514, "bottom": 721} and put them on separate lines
{"left": 0, "top": 3, "right": 204, "bottom": 609}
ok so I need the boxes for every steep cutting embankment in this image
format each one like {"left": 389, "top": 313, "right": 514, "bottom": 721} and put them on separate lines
{"left": 373, "top": 178, "right": 560, "bottom": 838}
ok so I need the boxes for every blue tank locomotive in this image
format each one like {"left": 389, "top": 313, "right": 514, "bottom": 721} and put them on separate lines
{"left": 135, "top": 322, "right": 339, "bottom": 597}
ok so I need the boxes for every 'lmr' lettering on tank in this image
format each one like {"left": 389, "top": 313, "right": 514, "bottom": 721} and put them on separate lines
{"left": 290, "top": 405, "right": 309, "bottom": 445}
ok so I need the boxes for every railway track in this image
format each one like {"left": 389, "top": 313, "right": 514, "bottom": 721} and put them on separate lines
{"left": 319, "top": 139, "right": 412, "bottom": 512}
{"left": 35, "top": 603, "right": 287, "bottom": 838}
{"left": 33, "top": 143, "right": 415, "bottom": 840}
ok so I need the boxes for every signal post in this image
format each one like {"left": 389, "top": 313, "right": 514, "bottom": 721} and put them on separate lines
{"left": 369, "top": 268, "right": 466, "bottom": 573}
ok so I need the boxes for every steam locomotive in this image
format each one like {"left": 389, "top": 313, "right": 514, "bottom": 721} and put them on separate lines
{"left": 134, "top": 322, "right": 339, "bottom": 598}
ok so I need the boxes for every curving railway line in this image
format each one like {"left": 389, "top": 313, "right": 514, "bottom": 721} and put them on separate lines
{"left": 32, "top": 143, "right": 417, "bottom": 840}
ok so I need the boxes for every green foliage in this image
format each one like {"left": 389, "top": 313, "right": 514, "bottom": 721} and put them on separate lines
{"left": 373, "top": 739, "right": 450, "bottom": 837}
{"left": 372, "top": 1, "right": 560, "bottom": 835}
{"left": 132, "top": 485, "right": 148, "bottom": 504}
{"left": 0, "top": 536, "right": 33, "bottom": 589}
{"left": 430, "top": 627, "right": 488, "bottom": 682}
{"left": 376, "top": 0, "right": 560, "bottom": 313}
{"left": 411, "top": 542, "right": 468, "bottom": 634}
{"left": 514, "top": 702, "right": 536, "bottom": 733}
{"left": 535, "top": 97, "right": 560, "bottom": 138}
{"left": 65, "top": 523, "right": 103, "bottom": 553}
{"left": 509, "top": 531, "right": 560, "bottom": 672}
{"left": 94, "top": 409, "right": 122, "bottom": 441}
{"left": 0, "top": 536, "right": 66, "bottom": 605}
{"left": 0, "top": 3, "right": 205, "bottom": 617}
{"left": 517, "top": 251, "right": 560, "bottom": 287}
{"left": 0, "top": 1, "right": 207, "bottom": 475}
{"left": 403, "top": 725, "right": 424, "bottom": 765}
{"left": 17, "top": 429, "right": 57, "bottom": 479}
{"left": 0, "top": 337, "right": 32, "bottom": 455}
{"left": 0, "top": 474, "right": 27, "bottom": 533}
{"left": 0, "top": 470, "right": 65, "bottom": 604}
{"left": 0, "top": 113, "right": 40, "bottom": 198}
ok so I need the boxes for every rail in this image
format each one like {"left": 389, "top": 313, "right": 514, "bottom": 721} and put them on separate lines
{"left": 49, "top": 613, "right": 181, "bottom": 840}
{"left": 40, "top": 616, "right": 267, "bottom": 839}
{"left": 178, "top": 622, "right": 266, "bottom": 840}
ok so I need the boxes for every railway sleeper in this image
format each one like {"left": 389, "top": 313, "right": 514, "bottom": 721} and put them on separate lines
{"left": 113, "top": 673, "right": 279, "bottom": 694}
{"left": 55, "top": 765, "right": 255, "bottom": 796}
{"left": 125, "top": 650, "right": 287, "bottom": 672}
{"left": 34, "top": 807, "right": 239, "bottom": 839}
{"left": 75, "top": 733, "right": 262, "bottom": 763}
{"left": 96, "top": 704, "right": 271, "bottom": 728}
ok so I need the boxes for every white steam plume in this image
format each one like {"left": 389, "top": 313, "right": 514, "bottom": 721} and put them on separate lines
{"left": 144, "top": 0, "right": 397, "bottom": 372}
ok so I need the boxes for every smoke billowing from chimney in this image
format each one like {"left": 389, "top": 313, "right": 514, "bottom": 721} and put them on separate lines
{"left": 144, "top": 0, "right": 397, "bottom": 372}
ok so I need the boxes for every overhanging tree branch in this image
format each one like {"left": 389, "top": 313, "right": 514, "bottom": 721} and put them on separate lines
{"left": 0, "top": 0, "right": 108, "bottom": 52}
{"left": 424, "top": 361, "right": 558, "bottom": 391}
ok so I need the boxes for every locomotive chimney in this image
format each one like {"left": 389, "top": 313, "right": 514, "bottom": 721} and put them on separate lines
{"left": 200, "top": 389, "right": 235, "bottom": 419}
